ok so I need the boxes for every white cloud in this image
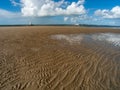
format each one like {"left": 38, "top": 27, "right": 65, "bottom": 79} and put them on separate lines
{"left": 0, "top": 8, "right": 21, "bottom": 18}
{"left": 64, "top": 15, "right": 91, "bottom": 23}
{"left": 10, "top": 0, "right": 21, "bottom": 6}
{"left": 95, "top": 6, "right": 120, "bottom": 18}
{"left": 64, "top": 17, "right": 69, "bottom": 21}
{"left": 20, "top": 0, "right": 86, "bottom": 17}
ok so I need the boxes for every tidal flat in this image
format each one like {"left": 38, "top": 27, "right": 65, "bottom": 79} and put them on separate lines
{"left": 0, "top": 26, "right": 120, "bottom": 90}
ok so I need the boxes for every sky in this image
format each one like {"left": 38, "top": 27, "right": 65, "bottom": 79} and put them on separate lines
{"left": 0, "top": 0, "right": 120, "bottom": 26}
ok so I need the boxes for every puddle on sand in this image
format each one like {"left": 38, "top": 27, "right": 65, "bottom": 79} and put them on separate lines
{"left": 51, "top": 34, "right": 84, "bottom": 44}
{"left": 91, "top": 33, "right": 120, "bottom": 47}
{"left": 51, "top": 33, "right": 120, "bottom": 47}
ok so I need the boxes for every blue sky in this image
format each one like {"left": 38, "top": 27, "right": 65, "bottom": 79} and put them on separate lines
{"left": 0, "top": 0, "right": 120, "bottom": 25}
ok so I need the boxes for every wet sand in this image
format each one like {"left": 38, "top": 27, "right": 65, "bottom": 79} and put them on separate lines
{"left": 0, "top": 26, "right": 120, "bottom": 90}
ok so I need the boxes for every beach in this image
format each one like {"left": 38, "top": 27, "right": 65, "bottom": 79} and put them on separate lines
{"left": 0, "top": 26, "right": 120, "bottom": 90}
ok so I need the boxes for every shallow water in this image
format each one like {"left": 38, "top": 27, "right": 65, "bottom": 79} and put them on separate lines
{"left": 52, "top": 33, "right": 120, "bottom": 47}
{"left": 51, "top": 33, "right": 120, "bottom": 90}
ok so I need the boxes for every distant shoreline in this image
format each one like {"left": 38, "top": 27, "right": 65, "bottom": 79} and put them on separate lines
{"left": 0, "top": 24, "right": 120, "bottom": 29}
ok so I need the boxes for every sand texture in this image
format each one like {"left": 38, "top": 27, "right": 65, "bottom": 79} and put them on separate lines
{"left": 0, "top": 26, "right": 120, "bottom": 90}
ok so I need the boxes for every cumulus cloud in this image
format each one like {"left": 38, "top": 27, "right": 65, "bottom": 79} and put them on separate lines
{"left": 20, "top": 0, "right": 86, "bottom": 17}
{"left": 95, "top": 6, "right": 120, "bottom": 18}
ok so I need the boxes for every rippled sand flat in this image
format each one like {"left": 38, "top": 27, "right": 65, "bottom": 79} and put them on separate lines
{"left": 0, "top": 26, "right": 120, "bottom": 90}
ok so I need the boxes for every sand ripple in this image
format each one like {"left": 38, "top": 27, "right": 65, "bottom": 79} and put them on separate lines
{"left": 0, "top": 28, "right": 120, "bottom": 90}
